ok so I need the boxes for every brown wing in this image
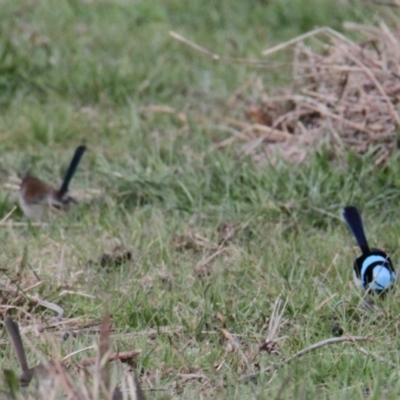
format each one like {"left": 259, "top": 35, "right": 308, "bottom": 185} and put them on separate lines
{"left": 20, "top": 177, "right": 53, "bottom": 203}
{"left": 20, "top": 176, "right": 65, "bottom": 208}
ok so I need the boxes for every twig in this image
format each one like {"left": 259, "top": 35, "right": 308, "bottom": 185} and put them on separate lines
{"left": 97, "top": 311, "right": 111, "bottom": 395}
{"left": 22, "top": 281, "right": 43, "bottom": 292}
{"left": 139, "top": 105, "right": 189, "bottom": 131}
{"left": 62, "top": 345, "right": 96, "bottom": 361}
{"left": 169, "top": 30, "right": 296, "bottom": 67}
{"left": 356, "top": 346, "right": 396, "bottom": 367}
{"left": 0, "top": 206, "right": 17, "bottom": 226}
{"left": 242, "top": 335, "right": 369, "bottom": 381}
{"left": 0, "top": 222, "right": 84, "bottom": 227}
{"left": 169, "top": 31, "right": 220, "bottom": 60}
{"left": 57, "top": 290, "right": 96, "bottom": 299}
{"left": 220, "top": 327, "right": 253, "bottom": 373}
{"left": 283, "top": 336, "right": 369, "bottom": 364}
{"left": 178, "top": 373, "right": 208, "bottom": 383}
{"left": 194, "top": 245, "right": 228, "bottom": 270}
{"left": 324, "top": 27, "right": 361, "bottom": 49}
{"left": 78, "top": 350, "right": 141, "bottom": 367}
{"left": 314, "top": 293, "right": 338, "bottom": 311}
{"left": 30, "top": 295, "right": 64, "bottom": 319}
{"left": 262, "top": 27, "right": 329, "bottom": 56}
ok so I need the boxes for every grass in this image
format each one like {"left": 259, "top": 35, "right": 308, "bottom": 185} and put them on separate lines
{"left": 1, "top": 0, "right": 400, "bottom": 398}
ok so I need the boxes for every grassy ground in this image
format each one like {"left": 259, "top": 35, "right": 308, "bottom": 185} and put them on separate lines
{"left": 2, "top": 0, "right": 400, "bottom": 399}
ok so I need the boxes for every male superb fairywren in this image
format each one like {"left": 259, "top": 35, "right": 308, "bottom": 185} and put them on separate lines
{"left": 19, "top": 145, "right": 86, "bottom": 220}
{"left": 343, "top": 206, "right": 396, "bottom": 294}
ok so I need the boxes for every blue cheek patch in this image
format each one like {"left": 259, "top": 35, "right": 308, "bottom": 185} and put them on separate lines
{"left": 360, "top": 254, "right": 396, "bottom": 291}
{"left": 369, "top": 266, "right": 395, "bottom": 291}
{"left": 361, "top": 255, "right": 387, "bottom": 278}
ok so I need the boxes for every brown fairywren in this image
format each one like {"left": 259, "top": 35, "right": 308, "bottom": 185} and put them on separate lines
{"left": 4, "top": 316, "right": 60, "bottom": 389}
{"left": 19, "top": 145, "right": 86, "bottom": 220}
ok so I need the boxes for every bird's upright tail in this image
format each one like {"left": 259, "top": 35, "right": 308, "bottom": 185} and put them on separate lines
{"left": 5, "top": 317, "right": 29, "bottom": 372}
{"left": 343, "top": 206, "right": 370, "bottom": 254}
{"left": 58, "top": 145, "right": 86, "bottom": 198}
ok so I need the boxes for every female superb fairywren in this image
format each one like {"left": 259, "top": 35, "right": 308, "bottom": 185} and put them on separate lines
{"left": 19, "top": 145, "right": 86, "bottom": 221}
{"left": 343, "top": 206, "right": 396, "bottom": 295}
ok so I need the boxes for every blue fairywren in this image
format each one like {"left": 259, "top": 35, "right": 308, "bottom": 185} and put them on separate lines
{"left": 343, "top": 206, "right": 396, "bottom": 294}
{"left": 19, "top": 145, "right": 86, "bottom": 220}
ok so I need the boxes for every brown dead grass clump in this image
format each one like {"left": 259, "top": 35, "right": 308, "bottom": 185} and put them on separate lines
{"left": 239, "top": 24, "right": 400, "bottom": 165}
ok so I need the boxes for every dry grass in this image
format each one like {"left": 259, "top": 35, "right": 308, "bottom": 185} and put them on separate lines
{"left": 223, "top": 24, "right": 400, "bottom": 165}
{"left": 170, "top": 22, "right": 400, "bottom": 165}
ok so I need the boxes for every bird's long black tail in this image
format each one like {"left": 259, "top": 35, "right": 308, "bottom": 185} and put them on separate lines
{"left": 5, "top": 317, "right": 29, "bottom": 372}
{"left": 343, "top": 206, "right": 370, "bottom": 254}
{"left": 58, "top": 145, "right": 86, "bottom": 197}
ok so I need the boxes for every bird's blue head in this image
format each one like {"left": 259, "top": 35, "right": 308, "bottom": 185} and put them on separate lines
{"left": 358, "top": 252, "right": 396, "bottom": 294}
